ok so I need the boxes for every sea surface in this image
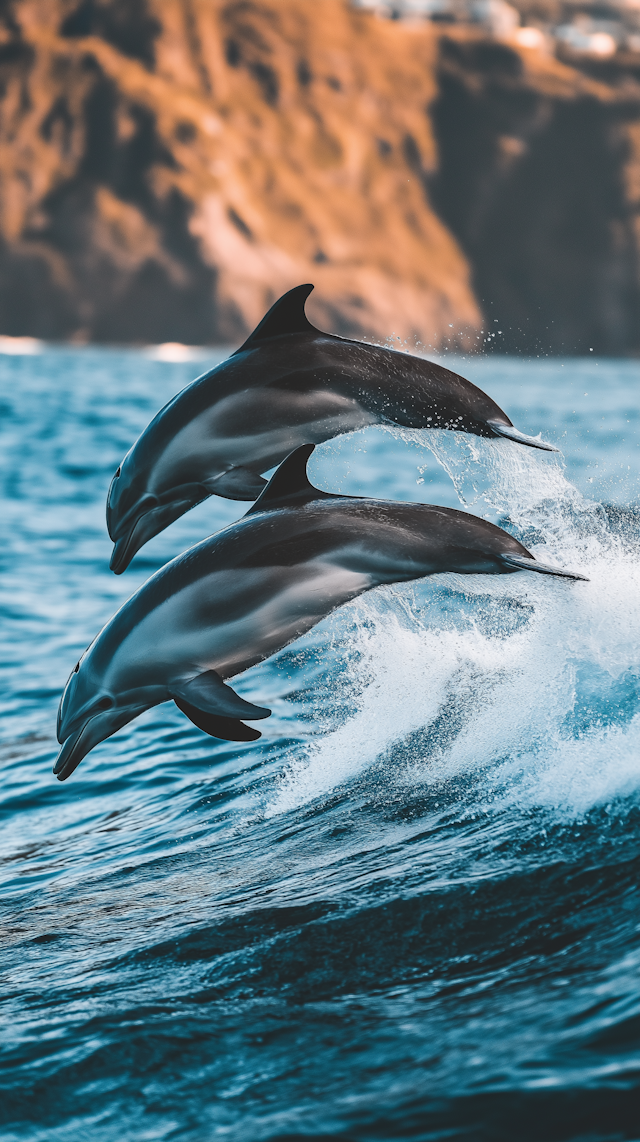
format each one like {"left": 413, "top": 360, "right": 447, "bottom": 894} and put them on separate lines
{"left": 1, "top": 344, "right": 639, "bottom": 1141}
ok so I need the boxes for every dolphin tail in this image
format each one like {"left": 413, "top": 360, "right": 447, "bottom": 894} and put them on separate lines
{"left": 487, "top": 421, "right": 559, "bottom": 453}
{"left": 500, "top": 553, "right": 589, "bottom": 581}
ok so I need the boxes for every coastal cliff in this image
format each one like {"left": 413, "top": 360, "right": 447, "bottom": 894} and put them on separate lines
{"left": 0, "top": 0, "right": 639, "bottom": 352}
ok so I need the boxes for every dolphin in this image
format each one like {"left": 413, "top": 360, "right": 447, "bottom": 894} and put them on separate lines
{"left": 107, "top": 284, "right": 558, "bottom": 574}
{"left": 56, "top": 445, "right": 586, "bottom": 781}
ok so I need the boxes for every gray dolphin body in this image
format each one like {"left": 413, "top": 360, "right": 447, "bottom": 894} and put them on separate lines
{"left": 57, "top": 445, "right": 586, "bottom": 781}
{"left": 107, "top": 284, "right": 557, "bottom": 574}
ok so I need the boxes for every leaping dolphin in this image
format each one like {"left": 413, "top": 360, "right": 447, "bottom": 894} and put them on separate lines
{"left": 107, "top": 284, "right": 557, "bottom": 574}
{"left": 57, "top": 445, "right": 586, "bottom": 781}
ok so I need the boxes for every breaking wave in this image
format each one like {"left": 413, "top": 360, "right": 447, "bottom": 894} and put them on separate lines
{"left": 271, "top": 431, "right": 640, "bottom": 825}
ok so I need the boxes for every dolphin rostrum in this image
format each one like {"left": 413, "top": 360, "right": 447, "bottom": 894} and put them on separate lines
{"left": 57, "top": 445, "right": 586, "bottom": 781}
{"left": 106, "top": 284, "right": 557, "bottom": 574}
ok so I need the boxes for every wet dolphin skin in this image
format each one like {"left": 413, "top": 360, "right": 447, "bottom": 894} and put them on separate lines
{"left": 107, "top": 285, "right": 557, "bottom": 573}
{"left": 57, "top": 446, "right": 586, "bottom": 781}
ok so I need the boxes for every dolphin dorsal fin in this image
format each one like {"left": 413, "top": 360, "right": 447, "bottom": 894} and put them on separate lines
{"left": 234, "top": 284, "right": 318, "bottom": 354}
{"left": 246, "top": 444, "right": 336, "bottom": 515}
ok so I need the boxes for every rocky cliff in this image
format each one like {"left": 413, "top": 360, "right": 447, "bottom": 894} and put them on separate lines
{"left": 0, "top": 0, "right": 638, "bottom": 352}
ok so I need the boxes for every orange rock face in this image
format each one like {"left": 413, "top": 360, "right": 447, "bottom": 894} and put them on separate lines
{"left": 0, "top": 0, "right": 639, "bottom": 352}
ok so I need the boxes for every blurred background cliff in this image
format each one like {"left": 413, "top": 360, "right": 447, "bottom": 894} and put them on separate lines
{"left": 0, "top": 0, "right": 639, "bottom": 353}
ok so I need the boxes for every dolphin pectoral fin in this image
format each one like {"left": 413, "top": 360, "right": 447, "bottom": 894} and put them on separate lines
{"left": 203, "top": 468, "right": 268, "bottom": 501}
{"left": 170, "top": 670, "right": 271, "bottom": 721}
{"left": 487, "top": 421, "right": 559, "bottom": 452}
{"left": 500, "top": 553, "right": 589, "bottom": 581}
{"left": 234, "top": 284, "right": 319, "bottom": 354}
{"left": 174, "top": 699, "right": 262, "bottom": 742}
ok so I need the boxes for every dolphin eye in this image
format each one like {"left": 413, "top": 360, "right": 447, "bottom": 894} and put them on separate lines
{"left": 97, "top": 696, "right": 113, "bottom": 710}
{"left": 115, "top": 467, "right": 121, "bottom": 478}
{"left": 73, "top": 662, "right": 80, "bottom": 673}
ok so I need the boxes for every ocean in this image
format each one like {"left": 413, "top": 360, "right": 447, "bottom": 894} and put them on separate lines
{"left": 1, "top": 345, "right": 639, "bottom": 1141}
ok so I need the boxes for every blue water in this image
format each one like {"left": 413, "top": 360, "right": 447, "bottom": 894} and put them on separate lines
{"left": 1, "top": 346, "right": 640, "bottom": 1141}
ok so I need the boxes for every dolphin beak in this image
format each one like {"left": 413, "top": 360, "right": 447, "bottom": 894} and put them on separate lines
{"left": 487, "top": 421, "right": 559, "bottom": 453}
{"left": 109, "top": 488, "right": 209, "bottom": 573}
{"left": 54, "top": 718, "right": 97, "bottom": 781}
{"left": 54, "top": 703, "right": 148, "bottom": 780}
{"left": 110, "top": 527, "right": 140, "bottom": 575}
{"left": 109, "top": 507, "right": 170, "bottom": 574}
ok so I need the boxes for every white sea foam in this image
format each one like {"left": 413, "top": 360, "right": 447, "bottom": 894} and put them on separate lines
{"left": 266, "top": 436, "right": 640, "bottom": 820}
